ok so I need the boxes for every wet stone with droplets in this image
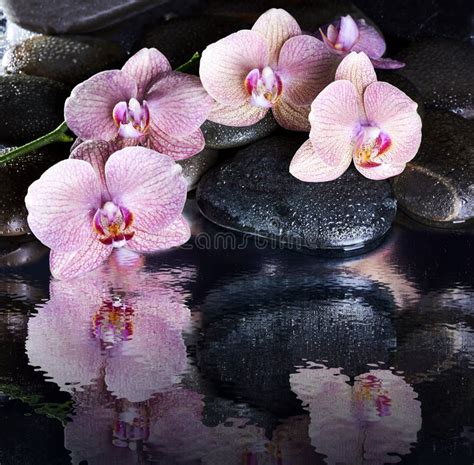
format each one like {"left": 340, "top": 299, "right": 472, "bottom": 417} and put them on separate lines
{"left": 392, "top": 111, "right": 474, "bottom": 227}
{"left": 196, "top": 134, "right": 397, "bottom": 252}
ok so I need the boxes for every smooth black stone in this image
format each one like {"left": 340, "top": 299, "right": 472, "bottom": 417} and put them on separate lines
{"left": 352, "top": 0, "right": 473, "bottom": 41}
{"left": 392, "top": 111, "right": 474, "bottom": 227}
{"left": 197, "top": 270, "right": 396, "bottom": 416}
{"left": 0, "top": 75, "right": 69, "bottom": 143}
{"left": 202, "top": 112, "right": 279, "bottom": 150}
{"left": 136, "top": 15, "right": 250, "bottom": 72}
{"left": 0, "top": 238, "right": 48, "bottom": 267}
{"left": 178, "top": 148, "right": 219, "bottom": 191}
{"left": 0, "top": 144, "right": 69, "bottom": 236}
{"left": 395, "top": 39, "right": 474, "bottom": 119}
{"left": 205, "top": 0, "right": 368, "bottom": 32}
{"left": 197, "top": 135, "right": 397, "bottom": 251}
{"left": 3, "top": 35, "right": 126, "bottom": 86}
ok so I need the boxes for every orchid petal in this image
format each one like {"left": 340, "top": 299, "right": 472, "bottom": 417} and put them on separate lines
{"left": 25, "top": 159, "right": 102, "bottom": 253}
{"left": 352, "top": 19, "right": 386, "bottom": 58}
{"left": 251, "top": 8, "right": 301, "bottom": 65}
{"left": 105, "top": 147, "right": 187, "bottom": 232}
{"left": 146, "top": 72, "right": 213, "bottom": 137}
{"left": 278, "top": 35, "right": 336, "bottom": 106}
{"left": 371, "top": 57, "right": 405, "bottom": 69}
{"left": 272, "top": 98, "right": 310, "bottom": 131}
{"left": 335, "top": 52, "right": 377, "bottom": 101}
{"left": 121, "top": 48, "right": 172, "bottom": 100}
{"left": 65, "top": 70, "right": 137, "bottom": 141}
{"left": 355, "top": 161, "right": 406, "bottom": 180}
{"left": 200, "top": 30, "right": 269, "bottom": 105}
{"left": 309, "top": 80, "right": 360, "bottom": 167}
{"left": 337, "top": 15, "right": 360, "bottom": 50}
{"left": 364, "top": 82, "right": 422, "bottom": 164}
{"left": 50, "top": 231, "right": 113, "bottom": 280}
{"left": 70, "top": 140, "right": 116, "bottom": 194}
{"left": 126, "top": 216, "right": 190, "bottom": 253}
{"left": 207, "top": 100, "right": 268, "bottom": 127}
{"left": 290, "top": 139, "right": 352, "bottom": 182}
{"left": 148, "top": 126, "right": 205, "bottom": 160}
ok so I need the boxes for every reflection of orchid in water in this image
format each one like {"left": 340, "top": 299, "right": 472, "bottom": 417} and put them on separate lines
{"left": 290, "top": 363, "right": 422, "bottom": 465}
{"left": 26, "top": 264, "right": 192, "bottom": 403}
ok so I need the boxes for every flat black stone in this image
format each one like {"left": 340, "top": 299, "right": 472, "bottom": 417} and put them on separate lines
{"left": 178, "top": 148, "right": 219, "bottom": 191}
{"left": 0, "top": 76, "right": 69, "bottom": 143}
{"left": 3, "top": 35, "right": 126, "bottom": 86}
{"left": 197, "top": 134, "right": 397, "bottom": 251}
{"left": 395, "top": 39, "right": 474, "bottom": 119}
{"left": 0, "top": 144, "right": 69, "bottom": 236}
{"left": 392, "top": 111, "right": 474, "bottom": 227}
{"left": 202, "top": 112, "right": 279, "bottom": 150}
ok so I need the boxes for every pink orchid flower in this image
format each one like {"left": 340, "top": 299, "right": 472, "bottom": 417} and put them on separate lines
{"left": 199, "top": 8, "right": 335, "bottom": 131}
{"left": 65, "top": 48, "right": 213, "bottom": 160}
{"left": 319, "top": 15, "right": 405, "bottom": 69}
{"left": 290, "top": 52, "right": 422, "bottom": 182}
{"left": 25, "top": 140, "right": 189, "bottom": 279}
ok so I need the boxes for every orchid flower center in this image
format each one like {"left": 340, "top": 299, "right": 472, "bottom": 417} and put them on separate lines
{"left": 353, "top": 126, "right": 392, "bottom": 168}
{"left": 244, "top": 66, "right": 283, "bottom": 108}
{"left": 93, "top": 201, "right": 135, "bottom": 247}
{"left": 113, "top": 98, "right": 150, "bottom": 139}
{"left": 92, "top": 298, "right": 134, "bottom": 348}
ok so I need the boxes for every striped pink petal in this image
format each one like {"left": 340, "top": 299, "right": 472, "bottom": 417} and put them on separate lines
{"left": 70, "top": 139, "right": 116, "bottom": 194}
{"left": 207, "top": 100, "right": 268, "bottom": 127}
{"left": 272, "top": 98, "right": 310, "bottom": 131}
{"left": 65, "top": 70, "right": 137, "bottom": 141}
{"left": 50, "top": 231, "right": 113, "bottom": 280}
{"left": 364, "top": 82, "right": 422, "bottom": 164}
{"left": 200, "top": 30, "right": 269, "bottom": 105}
{"left": 251, "top": 8, "right": 301, "bottom": 65}
{"left": 278, "top": 35, "right": 336, "bottom": 106}
{"left": 352, "top": 20, "right": 386, "bottom": 58}
{"left": 121, "top": 48, "right": 171, "bottom": 100}
{"left": 25, "top": 159, "right": 102, "bottom": 253}
{"left": 290, "top": 139, "right": 352, "bottom": 182}
{"left": 335, "top": 52, "right": 377, "bottom": 102}
{"left": 309, "top": 80, "right": 360, "bottom": 167}
{"left": 126, "top": 216, "right": 190, "bottom": 253}
{"left": 105, "top": 147, "right": 187, "bottom": 232}
{"left": 148, "top": 125, "right": 205, "bottom": 160}
{"left": 146, "top": 72, "right": 213, "bottom": 137}
{"left": 355, "top": 161, "right": 407, "bottom": 180}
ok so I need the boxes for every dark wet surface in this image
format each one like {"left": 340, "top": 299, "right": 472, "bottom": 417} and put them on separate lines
{"left": 0, "top": 201, "right": 473, "bottom": 465}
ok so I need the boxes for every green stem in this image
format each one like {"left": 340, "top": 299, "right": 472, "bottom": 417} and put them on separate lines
{"left": 175, "top": 51, "right": 200, "bottom": 72}
{"left": 0, "top": 121, "right": 73, "bottom": 166}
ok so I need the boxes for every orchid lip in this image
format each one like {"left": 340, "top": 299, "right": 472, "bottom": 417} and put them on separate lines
{"left": 93, "top": 201, "right": 135, "bottom": 247}
{"left": 354, "top": 125, "right": 392, "bottom": 168}
{"left": 244, "top": 66, "right": 283, "bottom": 108}
{"left": 113, "top": 98, "right": 150, "bottom": 139}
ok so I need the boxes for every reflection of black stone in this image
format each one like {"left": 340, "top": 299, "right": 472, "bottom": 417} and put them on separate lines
{"left": 197, "top": 135, "right": 397, "bottom": 252}
{"left": 197, "top": 270, "right": 395, "bottom": 417}
{"left": 0, "top": 144, "right": 69, "bottom": 236}
{"left": 395, "top": 39, "right": 474, "bottom": 119}
{"left": 392, "top": 111, "right": 474, "bottom": 226}
{"left": 3, "top": 35, "right": 126, "bottom": 86}
{"left": 0, "top": 76, "right": 69, "bottom": 143}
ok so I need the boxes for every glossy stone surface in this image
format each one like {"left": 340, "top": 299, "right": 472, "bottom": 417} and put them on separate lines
{"left": 0, "top": 75, "right": 69, "bottom": 143}
{"left": 0, "top": 144, "right": 68, "bottom": 236}
{"left": 392, "top": 111, "right": 474, "bottom": 227}
{"left": 197, "top": 135, "right": 397, "bottom": 251}
{"left": 3, "top": 35, "right": 126, "bottom": 85}
{"left": 202, "top": 112, "right": 279, "bottom": 150}
{"left": 178, "top": 148, "right": 219, "bottom": 191}
{"left": 395, "top": 39, "right": 474, "bottom": 119}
